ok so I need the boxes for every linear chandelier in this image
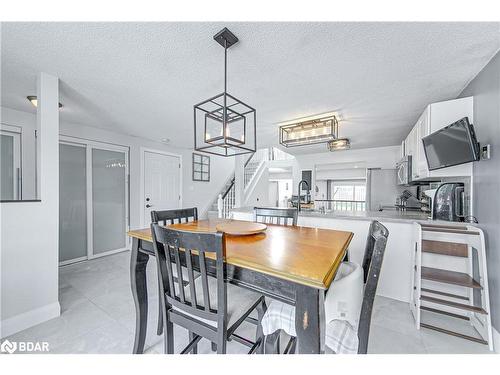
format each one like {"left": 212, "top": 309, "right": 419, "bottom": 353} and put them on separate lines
{"left": 193, "top": 28, "right": 257, "bottom": 157}
{"left": 279, "top": 115, "right": 338, "bottom": 147}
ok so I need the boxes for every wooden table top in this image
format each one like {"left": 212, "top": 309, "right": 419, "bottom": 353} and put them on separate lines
{"left": 127, "top": 219, "right": 353, "bottom": 290}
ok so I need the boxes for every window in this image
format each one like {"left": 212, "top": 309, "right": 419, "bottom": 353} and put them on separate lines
{"left": 192, "top": 153, "right": 210, "bottom": 182}
{"left": 329, "top": 180, "right": 366, "bottom": 211}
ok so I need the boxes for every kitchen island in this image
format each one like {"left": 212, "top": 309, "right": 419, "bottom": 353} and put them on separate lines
{"left": 232, "top": 207, "right": 466, "bottom": 303}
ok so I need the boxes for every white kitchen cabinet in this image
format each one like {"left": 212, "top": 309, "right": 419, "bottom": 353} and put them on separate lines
{"left": 408, "top": 126, "right": 419, "bottom": 180}
{"left": 404, "top": 96, "right": 473, "bottom": 182}
{"left": 415, "top": 107, "right": 430, "bottom": 179}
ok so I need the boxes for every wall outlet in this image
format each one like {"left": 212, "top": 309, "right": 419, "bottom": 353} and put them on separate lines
{"left": 481, "top": 144, "right": 491, "bottom": 160}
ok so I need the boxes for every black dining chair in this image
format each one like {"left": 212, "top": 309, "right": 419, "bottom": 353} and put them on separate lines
{"left": 151, "top": 224, "right": 266, "bottom": 354}
{"left": 254, "top": 207, "right": 298, "bottom": 226}
{"left": 262, "top": 220, "right": 389, "bottom": 354}
{"left": 151, "top": 208, "right": 199, "bottom": 335}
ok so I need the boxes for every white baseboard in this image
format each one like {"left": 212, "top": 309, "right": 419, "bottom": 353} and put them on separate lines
{"left": 0, "top": 302, "right": 60, "bottom": 339}
{"left": 493, "top": 326, "right": 500, "bottom": 353}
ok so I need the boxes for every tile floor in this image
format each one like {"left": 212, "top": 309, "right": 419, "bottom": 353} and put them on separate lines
{"left": 6, "top": 250, "right": 492, "bottom": 354}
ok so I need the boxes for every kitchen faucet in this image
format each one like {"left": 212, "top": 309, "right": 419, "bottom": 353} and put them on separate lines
{"left": 297, "top": 180, "right": 310, "bottom": 213}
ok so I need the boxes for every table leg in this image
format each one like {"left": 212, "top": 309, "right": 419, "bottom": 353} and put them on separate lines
{"left": 294, "top": 285, "right": 325, "bottom": 354}
{"left": 130, "top": 238, "right": 150, "bottom": 354}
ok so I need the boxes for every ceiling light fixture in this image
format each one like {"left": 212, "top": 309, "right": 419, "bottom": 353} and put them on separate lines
{"left": 279, "top": 115, "right": 338, "bottom": 147}
{"left": 27, "top": 96, "right": 63, "bottom": 109}
{"left": 327, "top": 138, "right": 350, "bottom": 151}
{"left": 193, "top": 28, "right": 256, "bottom": 157}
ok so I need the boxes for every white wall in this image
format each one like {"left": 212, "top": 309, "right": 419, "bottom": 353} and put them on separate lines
{"left": 244, "top": 167, "right": 270, "bottom": 207}
{"left": 292, "top": 146, "right": 401, "bottom": 194}
{"left": 1, "top": 73, "right": 60, "bottom": 338}
{"left": 459, "top": 51, "right": 500, "bottom": 334}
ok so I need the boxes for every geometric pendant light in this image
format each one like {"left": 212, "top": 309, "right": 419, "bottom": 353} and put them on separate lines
{"left": 193, "top": 28, "right": 257, "bottom": 157}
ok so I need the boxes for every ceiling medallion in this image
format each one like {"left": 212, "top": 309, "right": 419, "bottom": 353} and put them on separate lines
{"left": 279, "top": 115, "right": 338, "bottom": 147}
{"left": 193, "top": 28, "right": 257, "bottom": 157}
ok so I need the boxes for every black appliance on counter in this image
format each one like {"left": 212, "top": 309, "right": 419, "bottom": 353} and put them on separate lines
{"left": 431, "top": 182, "right": 465, "bottom": 222}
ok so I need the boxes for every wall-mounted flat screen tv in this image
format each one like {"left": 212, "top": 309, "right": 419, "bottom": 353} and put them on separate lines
{"left": 422, "top": 117, "right": 479, "bottom": 171}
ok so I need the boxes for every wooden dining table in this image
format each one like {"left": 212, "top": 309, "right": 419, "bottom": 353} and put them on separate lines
{"left": 127, "top": 218, "right": 353, "bottom": 354}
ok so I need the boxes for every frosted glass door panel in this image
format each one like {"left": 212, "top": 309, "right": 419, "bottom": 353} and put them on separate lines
{"left": 1, "top": 134, "right": 14, "bottom": 200}
{"left": 92, "top": 148, "right": 127, "bottom": 254}
{"left": 59, "top": 143, "right": 87, "bottom": 263}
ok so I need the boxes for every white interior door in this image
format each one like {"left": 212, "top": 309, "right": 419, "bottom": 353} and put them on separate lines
{"left": 143, "top": 150, "right": 181, "bottom": 225}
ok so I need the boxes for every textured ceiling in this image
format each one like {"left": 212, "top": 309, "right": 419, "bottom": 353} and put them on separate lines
{"left": 1, "top": 22, "right": 499, "bottom": 154}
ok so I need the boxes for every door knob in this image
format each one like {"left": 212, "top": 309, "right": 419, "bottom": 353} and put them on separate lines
{"left": 146, "top": 204, "right": 152, "bottom": 208}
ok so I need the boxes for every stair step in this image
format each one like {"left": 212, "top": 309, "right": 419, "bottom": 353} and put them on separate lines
{"left": 421, "top": 226, "right": 479, "bottom": 236}
{"left": 421, "top": 266, "right": 482, "bottom": 289}
{"left": 420, "top": 323, "right": 488, "bottom": 345}
{"left": 420, "top": 306, "right": 469, "bottom": 320}
{"left": 420, "top": 287, "right": 469, "bottom": 301}
{"left": 422, "top": 240, "right": 468, "bottom": 257}
{"left": 420, "top": 295, "right": 487, "bottom": 314}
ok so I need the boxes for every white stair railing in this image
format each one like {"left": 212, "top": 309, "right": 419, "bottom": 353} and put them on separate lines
{"left": 218, "top": 182, "right": 236, "bottom": 218}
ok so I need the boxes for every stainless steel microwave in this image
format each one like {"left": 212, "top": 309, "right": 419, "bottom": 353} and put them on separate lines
{"left": 396, "top": 155, "right": 412, "bottom": 185}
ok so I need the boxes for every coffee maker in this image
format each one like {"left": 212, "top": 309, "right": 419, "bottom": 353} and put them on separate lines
{"left": 426, "top": 182, "right": 465, "bottom": 222}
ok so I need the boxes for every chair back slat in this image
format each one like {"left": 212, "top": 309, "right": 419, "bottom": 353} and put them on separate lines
{"left": 151, "top": 224, "right": 226, "bottom": 323}
{"left": 185, "top": 249, "right": 198, "bottom": 307}
{"left": 198, "top": 252, "right": 211, "bottom": 312}
{"left": 151, "top": 208, "right": 198, "bottom": 226}
{"left": 357, "top": 220, "right": 389, "bottom": 354}
{"left": 254, "top": 207, "right": 298, "bottom": 227}
{"left": 164, "top": 245, "right": 176, "bottom": 297}
{"left": 173, "top": 248, "right": 186, "bottom": 303}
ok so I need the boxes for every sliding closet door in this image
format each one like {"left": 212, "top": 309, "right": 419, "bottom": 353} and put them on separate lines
{"left": 91, "top": 147, "right": 128, "bottom": 256}
{"left": 59, "top": 138, "right": 129, "bottom": 265}
{"left": 59, "top": 143, "right": 87, "bottom": 264}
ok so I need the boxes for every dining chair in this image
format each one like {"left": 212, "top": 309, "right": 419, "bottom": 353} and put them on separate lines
{"left": 261, "top": 220, "right": 389, "bottom": 354}
{"left": 151, "top": 208, "right": 199, "bottom": 335}
{"left": 151, "top": 224, "right": 267, "bottom": 354}
{"left": 254, "top": 207, "right": 298, "bottom": 226}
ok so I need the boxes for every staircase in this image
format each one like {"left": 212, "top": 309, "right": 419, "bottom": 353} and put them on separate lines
{"left": 411, "top": 223, "right": 493, "bottom": 350}
{"left": 207, "top": 149, "right": 269, "bottom": 219}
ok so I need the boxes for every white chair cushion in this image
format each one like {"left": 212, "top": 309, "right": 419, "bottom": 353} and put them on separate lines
{"left": 261, "top": 262, "right": 363, "bottom": 352}
{"left": 324, "top": 261, "right": 363, "bottom": 329}
{"left": 325, "top": 320, "right": 359, "bottom": 354}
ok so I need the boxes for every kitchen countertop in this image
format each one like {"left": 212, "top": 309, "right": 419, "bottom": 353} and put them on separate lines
{"left": 232, "top": 206, "right": 468, "bottom": 225}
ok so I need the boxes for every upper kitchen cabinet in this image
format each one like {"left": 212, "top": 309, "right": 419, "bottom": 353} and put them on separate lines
{"left": 415, "top": 107, "right": 430, "bottom": 180}
{"left": 403, "top": 96, "right": 473, "bottom": 181}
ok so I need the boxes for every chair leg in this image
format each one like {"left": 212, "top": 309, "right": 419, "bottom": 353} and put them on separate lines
{"left": 216, "top": 333, "right": 227, "bottom": 354}
{"left": 188, "top": 331, "right": 198, "bottom": 354}
{"left": 264, "top": 330, "right": 281, "bottom": 354}
{"left": 163, "top": 314, "right": 174, "bottom": 354}
{"left": 255, "top": 298, "right": 266, "bottom": 354}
